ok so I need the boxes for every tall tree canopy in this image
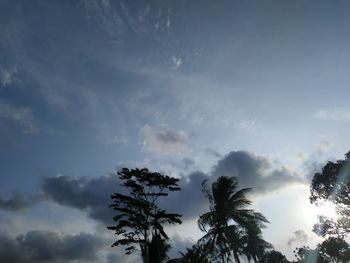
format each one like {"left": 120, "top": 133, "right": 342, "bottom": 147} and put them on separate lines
{"left": 260, "top": 250, "right": 289, "bottom": 263}
{"left": 175, "top": 244, "right": 210, "bottom": 263}
{"left": 198, "top": 175, "right": 270, "bottom": 263}
{"left": 319, "top": 236, "right": 350, "bottom": 262}
{"left": 107, "top": 168, "right": 182, "bottom": 263}
{"left": 294, "top": 237, "right": 350, "bottom": 263}
{"left": 310, "top": 151, "right": 350, "bottom": 237}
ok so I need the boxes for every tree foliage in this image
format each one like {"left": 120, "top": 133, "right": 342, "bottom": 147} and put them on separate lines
{"left": 107, "top": 168, "right": 182, "bottom": 263}
{"left": 319, "top": 236, "right": 350, "bottom": 263}
{"left": 198, "top": 175, "right": 270, "bottom": 263}
{"left": 293, "top": 246, "right": 324, "bottom": 263}
{"left": 310, "top": 151, "right": 350, "bottom": 237}
{"left": 176, "top": 244, "right": 210, "bottom": 263}
{"left": 260, "top": 250, "right": 289, "bottom": 263}
{"left": 241, "top": 220, "right": 273, "bottom": 262}
{"left": 293, "top": 237, "right": 350, "bottom": 263}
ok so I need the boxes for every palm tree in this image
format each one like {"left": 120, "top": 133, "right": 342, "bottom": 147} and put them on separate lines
{"left": 178, "top": 244, "right": 210, "bottom": 263}
{"left": 198, "top": 176, "right": 269, "bottom": 263}
{"left": 166, "top": 244, "right": 210, "bottom": 263}
{"left": 241, "top": 220, "right": 272, "bottom": 262}
{"left": 260, "top": 250, "right": 290, "bottom": 263}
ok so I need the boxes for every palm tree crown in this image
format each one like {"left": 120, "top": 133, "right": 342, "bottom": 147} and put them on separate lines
{"left": 198, "top": 176, "right": 270, "bottom": 263}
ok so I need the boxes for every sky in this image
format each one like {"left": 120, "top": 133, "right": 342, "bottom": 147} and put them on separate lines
{"left": 1, "top": 0, "right": 350, "bottom": 262}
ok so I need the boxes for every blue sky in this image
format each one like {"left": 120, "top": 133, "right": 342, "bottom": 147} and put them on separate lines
{"left": 1, "top": 0, "right": 350, "bottom": 262}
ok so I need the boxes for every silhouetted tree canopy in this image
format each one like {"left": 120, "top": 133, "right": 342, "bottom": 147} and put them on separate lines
{"left": 107, "top": 168, "right": 182, "bottom": 263}
{"left": 310, "top": 151, "right": 350, "bottom": 237}
{"left": 175, "top": 244, "right": 210, "bottom": 263}
{"left": 293, "top": 246, "right": 323, "bottom": 263}
{"left": 260, "top": 250, "right": 289, "bottom": 263}
{"left": 293, "top": 237, "right": 350, "bottom": 263}
{"left": 198, "top": 175, "right": 270, "bottom": 263}
{"left": 319, "top": 236, "right": 350, "bottom": 262}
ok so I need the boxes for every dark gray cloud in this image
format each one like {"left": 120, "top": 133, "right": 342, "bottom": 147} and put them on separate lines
{"left": 212, "top": 151, "right": 302, "bottom": 194}
{"left": 4, "top": 151, "right": 302, "bottom": 225}
{"left": 287, "top": 229, "right": 309, "bottom": 247}
{"left": 164, "top": 171, "right": 209, "bottom": 220}
{"left": 41, "top": 170, "right": 207, "bottom": 223}
{"left": 0, "top": 193, "right": 32, "bottom": 211}
{"left": 0, "top": 230, "right": 104, "bottom": 263}
{"left": 41, "top": 174, "right": 118, "bottom": 225}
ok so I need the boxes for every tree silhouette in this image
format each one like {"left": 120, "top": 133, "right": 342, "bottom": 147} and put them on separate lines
{"left": 176, "top": 244, "right": 210, "bottom": 263}
{"left": 198, "top": 176, "right": 269, "bottom": 263}
{"left": 107, "top": 168, "right": 182, "bottom": 263}
{"left": 293, "top": 246, "right": 323, "bottom": 263}
{"left": 310, "top": 151, "right": 350, "bottom": 237}
{"left": 148, "top": 234, "right": 171, "bottom": 263}
{"left": 293, "top": 237, "right": 350, "bottom": 263}
{"left": 260, "top": 250, "right": 289, "bottom": 263}
{"left": 319, "top": 236, "right": 350, "bottom": 262}
{"left": 241, "top": 220, "right": 272, "bottom": 262}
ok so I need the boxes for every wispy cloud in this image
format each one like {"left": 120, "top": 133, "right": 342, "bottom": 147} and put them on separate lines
{"left": 316, "top": 138, "right": 333, "bottom": 155}
{"left": 238, "top": 119, "right": 256, "bottom": 132}
{"left": 140, "top": 124, "right": 189, "bottom": 155}
{"left": 106, "top": 135, "right": 128, "bottom": 144}
{"left": 204, "top": 147, "right": 222, "bottom": 158}
{"left": 313, "top": 108, "right": 350, "bottom": 121}
{"left": 0, "top": 66, "right": 17, "bottom": 87}
{"left": 0, "top": 101, "right": 38, "bottom": 133}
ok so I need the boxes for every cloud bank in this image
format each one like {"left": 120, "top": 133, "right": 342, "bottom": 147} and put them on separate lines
{"left": 212, "top": 151, "right": 303, "bottom": 194}
{"left": 41, "top": 174, "right": 118, "bottom": 225}
{"left": 0, "top": 150, "right": 304, "bottom": 225}
{"left": 0, "top": 230, "right": 104, "bottom": 263}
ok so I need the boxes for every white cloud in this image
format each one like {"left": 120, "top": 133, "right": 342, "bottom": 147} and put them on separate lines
{"left": 313, "top": 108, "right": 350, "bottom": 121}
{"left": 140, "top": 124, "right": 189, "bottom": 155}
{"left": 107, "top": 135, "right": 128, "bottom": 144}
{"left": 238, "top": 119, "right": 256, "bottom": 132}
{"left": 0, "top": 66, "right": 17, "bottom": 87}
{"left": 0, "top": 101, "right": 38, "bottom": 133}
{"left": 316, "top": 138, "right": 333, "bottom": 155}
{"left": 172, "top": 56, "right": 182, "bottom": 68}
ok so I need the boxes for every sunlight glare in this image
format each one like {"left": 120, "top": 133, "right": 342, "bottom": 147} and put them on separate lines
{"left": 311, "top": 202, "right": 337, "bottom": 220}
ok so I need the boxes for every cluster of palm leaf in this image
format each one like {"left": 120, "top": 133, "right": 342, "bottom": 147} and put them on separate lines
{"left": 197, "top": 176, "right": 272, "bottom": 263}
{"left": 168, "top": 244, "right": 210, "bottom": 263}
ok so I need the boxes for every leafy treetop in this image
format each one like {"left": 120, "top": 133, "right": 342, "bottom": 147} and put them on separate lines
{"left": 108, "top": 167, "right": 182, "bottom": 263}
